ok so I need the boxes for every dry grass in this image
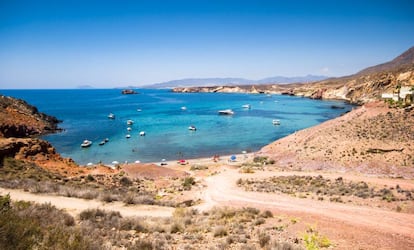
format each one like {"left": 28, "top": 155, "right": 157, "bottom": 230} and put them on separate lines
{"left": 238, "top": 175, "right": 414, "bottom": 206}
{"left": 1, "top": 192, "right": 306, "bottom": 249}
{"left": 0, "top": 158, "right": 180, "bottom": 207}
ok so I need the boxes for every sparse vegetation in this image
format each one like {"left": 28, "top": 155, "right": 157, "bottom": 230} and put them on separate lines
{"left": 0, "top": 195, "right": 95, "bottom": 249}
{"left": 303, "top": 226, "right": 331, "bottom": 250}
{"left": 1, "top": 197, "right": 301, "bottom": 249}
{"left": 182, "top": 177, "right": 196, "bottom": 190}
{"left": 190, "top": 164, "right": 208, "bottom": 171}
{"left": 0, "top": 158, "right": 179, "bottom": 207}
{"left": 237, "top": 175, "right": 414, "bottom": 204}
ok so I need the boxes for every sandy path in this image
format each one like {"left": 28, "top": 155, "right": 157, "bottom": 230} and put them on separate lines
{"left": 195, "top": 167, "right": 414, "bottom": 239}
{"left": 0, "top": 187, "right": 174, "bottom": 218}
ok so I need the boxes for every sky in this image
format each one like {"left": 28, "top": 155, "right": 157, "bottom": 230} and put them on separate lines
{"left": 1, "top": 0, "right": 414, "bottom": 89}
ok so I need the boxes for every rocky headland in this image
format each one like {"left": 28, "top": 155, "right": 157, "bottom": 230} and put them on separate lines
{"left": 173, "top": 46, "right": 414, "bottom": 105}
{"left": 0, "top": 95, "right": 81, "bottom": 175}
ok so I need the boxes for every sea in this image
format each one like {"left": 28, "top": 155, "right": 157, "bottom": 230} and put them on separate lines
{"left": 1, "top": 89, "right": 354, "bottom": 165}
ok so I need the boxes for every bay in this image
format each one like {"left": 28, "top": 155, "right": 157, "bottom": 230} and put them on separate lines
{"left": 1, "top": 89, "right": 353, "bottom": 164}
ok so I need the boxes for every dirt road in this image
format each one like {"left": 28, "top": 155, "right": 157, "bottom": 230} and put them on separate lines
{"left": 0, "top": 187, "right": 174, "bottom": 218}
{"left": 195, "top": 167, "right": 414, "bottom": 249}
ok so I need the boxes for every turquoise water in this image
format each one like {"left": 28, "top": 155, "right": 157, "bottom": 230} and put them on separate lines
{"left": 1, "top": 89, "right": 353, "bottom": 164}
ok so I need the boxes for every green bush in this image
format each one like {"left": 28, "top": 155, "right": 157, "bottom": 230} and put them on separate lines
{"left": 182, "top": 177, "right": 195, "bottom": 190}
{"left": 0, "top": 195, "right": 94, "bottom": 250}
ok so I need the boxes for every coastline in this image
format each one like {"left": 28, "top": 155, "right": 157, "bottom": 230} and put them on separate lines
{"left": 2, "top": 94, "right": 414, "bottom": 249}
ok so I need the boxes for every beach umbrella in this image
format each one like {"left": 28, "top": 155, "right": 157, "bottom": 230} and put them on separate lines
{"left": 230, "top": 155, "right": 236, "bottom": 161}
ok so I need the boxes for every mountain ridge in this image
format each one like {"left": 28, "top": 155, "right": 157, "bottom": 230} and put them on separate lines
{"left": 142, "top": 75, "right": 328, "bottom": 89}
{"left": 172, "top": 46, "right": 414, "bottom": 104}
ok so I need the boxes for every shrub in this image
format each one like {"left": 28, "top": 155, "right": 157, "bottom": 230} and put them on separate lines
{"left": 182, "top": 177, "right": 195, "bottom": 190}
{"left": 213, "top": 226, "right": 228, "bottom": 237}
{"left": 258, "top": 230, "right": 271, "bottom": 247}
{"left": 130, "top": 239, "right": 153, "bottom": 250}
{"left": 170, "top": 222, "right": 184, "bottom": 234}
{"left": 0, "top": 197, "right": 94, "bottom": 250}
{"left": 190, "top": 164, "right": 208, "bottom": 171}
{"left": 0, "top": 194, "right": 11, "bottom": 212}
{"left": 239, "top": 166, "right": 255, "bottom": 174}
{"left": 100, "top": 193, "right": 119, "bottom": 203}
{"left": 254, "top": 218, "right": 266, "bottom": 225}
{"left": 86, "top": 174, "right": 95, "bottom": 181}
{"left": 120, "top": 176, "right": 132, "bottom": 186}
{"left": 303, "top": 227, "right": 331, "bottom": 250}
{"left": 253, "top": 156, "right": 268, "bottom": 163}
{"left": 260, "top": 210, "right": 273, "bottom": 218}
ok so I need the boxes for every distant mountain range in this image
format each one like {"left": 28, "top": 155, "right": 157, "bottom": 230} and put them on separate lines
{"left": 141, "top": 75, "right": 328, "bottom": 89}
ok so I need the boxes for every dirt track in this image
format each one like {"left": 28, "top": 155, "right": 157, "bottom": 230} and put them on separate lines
{"left": 2, "top": 165, "right": 414, "bottom": 249}
{"left": 194, "top": 167, "right": 414, "bottom": 249}
{"left": 0, "top": 187, "right": 174, "bottom": 218}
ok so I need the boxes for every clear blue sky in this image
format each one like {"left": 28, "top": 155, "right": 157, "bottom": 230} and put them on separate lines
{"left": 1, "top": 0, "right": 413, "bottom": 89}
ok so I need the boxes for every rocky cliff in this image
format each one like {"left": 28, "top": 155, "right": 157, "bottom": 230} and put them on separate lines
{"left": 0, "top": 95, "right": 79, "bottom": 175}
{"left": 173, "top": 46, "right": 414, "bottom": 104}
{"left": 0, "top": 95, "right": 61, "bottom": 138}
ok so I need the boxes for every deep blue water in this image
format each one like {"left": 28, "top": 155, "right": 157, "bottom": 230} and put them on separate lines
{"left": 1, "top": 89, "right": 353, "bottom": 164}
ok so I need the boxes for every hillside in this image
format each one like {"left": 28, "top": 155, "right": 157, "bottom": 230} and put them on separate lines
{"left": 173, "top": 46, "right": 414, "bottom": 104}
{"left": 0, "top": 95, "right": 61, "bottom": 138}
{"left": 0, "top": 95, "right": 81, "bottom": 175}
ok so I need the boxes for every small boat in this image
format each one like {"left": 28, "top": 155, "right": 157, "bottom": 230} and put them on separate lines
{"left": 242, "top": 104, "right": 251, "bottom": 109}
{"left": 188, "top": 125, "right": 197, "bottom": 131}
{"left": 121, "top": 89, "right": 138, "bottom": 95}
{"left": 104, "top": 138, "right": 109, "bottom": 142}
{"left": 80, "top": 140, "right": 92, "bottom": 148}
{"left": 218, "top": 109, "right": 234, "bottom": 115}
{"left": 181, "top": 106, "right": 187, "bottom": 110}
{"left": 99, "top": 140, "right": 106, "bottom": 146}
{"left": 139, "top": 131, "right": 146, "bottom": 136}
{"left": 126, "top": 134, "right": 131, "bottom": 138}
{"left": 137, "top": 108, "right": 142, "bottom": 112}
{"left": 272, "top": 119, "right": 281, "bottom": 125}
{"left": 108, "top": 113, "right": 115, "bottom": 119}
{"left": 127, "top": 127, "right": 132, "bottom": 131}
{"left": 127, "top": 120, "right": 134, "bottom": 125}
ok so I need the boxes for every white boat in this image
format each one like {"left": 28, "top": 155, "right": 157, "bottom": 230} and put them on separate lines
{"left": 137, "top": 109, "right": 142, "bottom": 112}
{"left": 99, "top": 140, "right": 106, "bottom": 146}
{"left": 80, "top": 140, "right": 92, "bottom": 147}
{"left": 126, "top": 134, "right": 131, "bottom": 138}
{"left": 218, "top": 109, "right": 234, "bottom": 115}
{"left": 242, "top": 104, "right": 251, "bottom": 109}
{"left": 181, "top": 106, "right": 187, "bottom": 110}
{"left": 139, "top": 131, "right": 146, "bottom": 136}
{"left": 108, "top": 113, "right": 115, "bottom": 119}
{"left": 272, "top": 119, "right": 281, "bottom": 125}
{"left": 188, "top": 125, "right": 197, "bottom": 131}
{"left": 127, "top": 127, "right": 132, "bottom": 131}
{"left": 127, "top": 120, "right": 134, "bottom": 125}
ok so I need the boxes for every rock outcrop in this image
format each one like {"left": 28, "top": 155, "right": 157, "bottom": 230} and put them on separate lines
{"left": 0, "top": 95, "right": 79, "bottom": 175}
{"left": 0, "top": 95, "right": 61, "bottom": 138}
